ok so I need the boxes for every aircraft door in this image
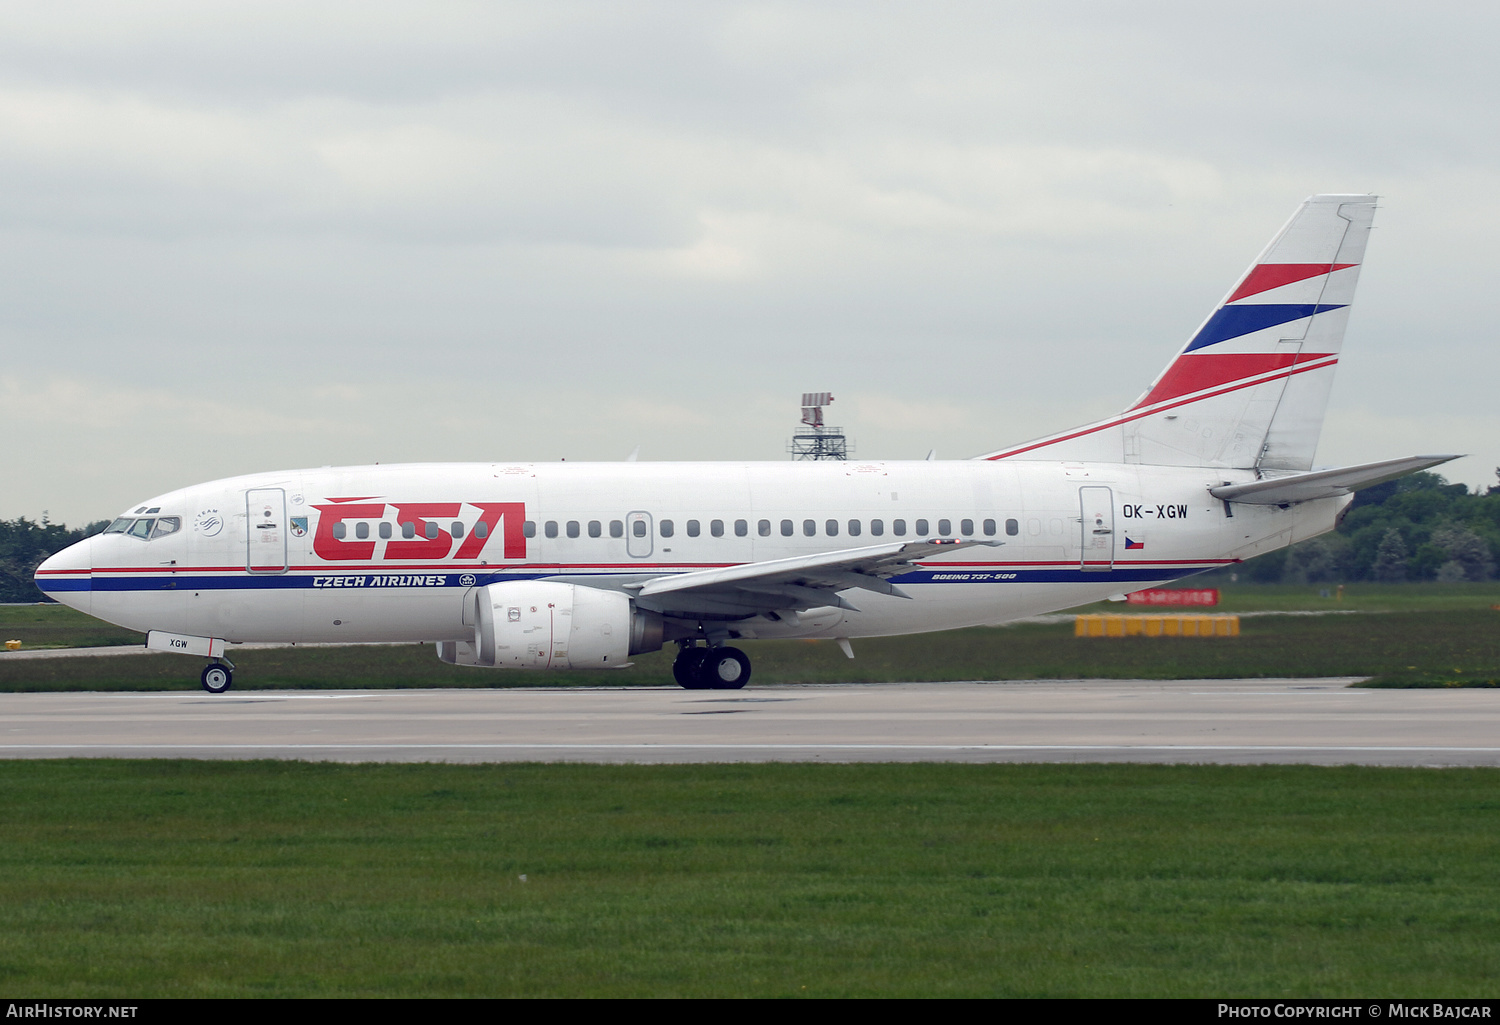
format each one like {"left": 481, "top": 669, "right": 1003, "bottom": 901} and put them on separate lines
{"left": 1079, "top": 486, "right": 1115, "bottom": 572}
{"left": 626, "top": 511, "right": 653, "bottom": 558}
{"left": 246, "top": 488, "right": 289, "bottom": 574}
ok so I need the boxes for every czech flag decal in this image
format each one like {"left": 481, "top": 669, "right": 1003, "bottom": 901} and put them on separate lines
{"left": 1125, "top": 538, "right": 1145, "bottom": 550}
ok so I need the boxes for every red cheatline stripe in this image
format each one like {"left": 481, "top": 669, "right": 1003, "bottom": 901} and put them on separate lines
{"left": 1225, "top": 263, "right": 1355, "bottom": 303}
{"left": 986, "top": 354, "right": 1338, "bottom": 460}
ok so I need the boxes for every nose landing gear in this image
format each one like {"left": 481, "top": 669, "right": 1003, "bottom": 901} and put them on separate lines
{"left": 200, "top": 659, "right": 234, "bottom": 694}
{"left": 672, "top": 644, "right": 751, "bottom": 690}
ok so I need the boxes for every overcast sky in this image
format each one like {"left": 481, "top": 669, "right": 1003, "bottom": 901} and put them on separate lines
{"left": 4, "top": 1, "right": 1497, "bottom": 525}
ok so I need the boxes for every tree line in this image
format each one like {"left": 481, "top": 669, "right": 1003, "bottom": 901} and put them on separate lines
{"left": 1211, "top": 469, "right": 1500, "bottom": 585}
{"left": 0, "top": 517, "right": 109, "bottom": 603}
{"left": 3, "top": 470, "right": 1498, "bottom": 601}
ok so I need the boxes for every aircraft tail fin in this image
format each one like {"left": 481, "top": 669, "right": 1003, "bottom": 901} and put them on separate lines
{"left": 980, "top": 195, "right": 1377, "bottom": 470}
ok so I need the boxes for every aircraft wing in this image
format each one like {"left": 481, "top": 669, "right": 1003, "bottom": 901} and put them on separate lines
{"left": 629, "top": 539, "right": 1001, "bottom": 616}
{"left": 1209, "top": 455, "right": 1461, "bottom": 506}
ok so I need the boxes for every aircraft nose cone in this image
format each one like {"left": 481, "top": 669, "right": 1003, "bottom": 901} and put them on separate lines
{"left": 34, "top": 537, "right": 93, "bottom": 614}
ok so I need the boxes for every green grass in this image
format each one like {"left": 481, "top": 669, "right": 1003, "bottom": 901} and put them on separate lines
{"left": 1178, "top": 582, "right": 1500, "bottom": 614}
{"left": 5, "top": 608, "right": 1500, "bottom": 691}
{"left": 5, "top": 585, "right": 1499, "bottom": 690}
{"left": 0, "top": 603, "right": 145, "bottom": 648}
{"left": 1, "top": 760, "right": 1497, "bottom": 997}
{"left": 7, "top": 582, "right": 1498, "bottom": 648}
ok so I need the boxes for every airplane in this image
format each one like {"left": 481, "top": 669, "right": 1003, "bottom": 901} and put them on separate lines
{"left": 35, "top": 194, "right": 1457, "bottom": 693}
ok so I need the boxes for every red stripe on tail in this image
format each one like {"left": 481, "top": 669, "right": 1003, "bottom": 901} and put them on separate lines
{"left": 1135, "top": 352, "right": 1335, "bottom": 408}
{"left": 1225, "top": 263, "right": 1355, "bottom": 303}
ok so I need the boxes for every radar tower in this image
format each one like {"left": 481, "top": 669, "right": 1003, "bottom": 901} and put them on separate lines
{"left": 788, "top": 392, "right": 850, "bottom": 460}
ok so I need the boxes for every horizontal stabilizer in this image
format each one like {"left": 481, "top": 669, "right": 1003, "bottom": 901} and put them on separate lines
{"left": 1209, "top": 455, "right": 1461, "bottom": 506}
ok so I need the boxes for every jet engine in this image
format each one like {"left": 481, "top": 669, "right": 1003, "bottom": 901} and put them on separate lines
{"left": 437, "top": 581, "right": 663, "bottom": 669}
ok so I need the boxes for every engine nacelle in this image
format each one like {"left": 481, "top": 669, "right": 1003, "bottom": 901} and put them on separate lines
{"left": 437, "top": 581, "right": 663, "bottom": 669}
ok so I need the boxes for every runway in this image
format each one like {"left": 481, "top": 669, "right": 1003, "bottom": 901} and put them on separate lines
{"left": 3, "top": 680, "right": 1499, "bottom": 766}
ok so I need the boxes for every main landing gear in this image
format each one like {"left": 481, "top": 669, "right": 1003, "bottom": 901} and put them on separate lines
{"left": 672, "top": 644, "right": 751, "bottom": 690}
{"left": 200, "top": 659, "right": 234, "bottom": 694}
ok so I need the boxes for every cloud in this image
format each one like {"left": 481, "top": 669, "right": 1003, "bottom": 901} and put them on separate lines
{"left": 3, "top": 2, "right": 1497, "bottom": 522}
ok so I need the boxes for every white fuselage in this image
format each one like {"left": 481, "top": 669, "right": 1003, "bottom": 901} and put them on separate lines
{"left": 38, "top": 459, "right": 1344, "bottom": 646}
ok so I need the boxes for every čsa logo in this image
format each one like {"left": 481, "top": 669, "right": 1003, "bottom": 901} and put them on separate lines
{"left": 312, "top": 501, "right": 526, "bottom": 562}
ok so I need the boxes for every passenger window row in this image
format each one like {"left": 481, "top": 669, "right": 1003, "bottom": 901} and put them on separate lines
{"left": 328, "top": 515, "right": 1025, "bottom": 543}
{"left": 107, "top": 513, "right": 1025, "bottom": 545}
{"left": 330, "top": 520, "right": 490, "bottom": 541}
{"left": 517, "top": 516, "right": 1023, "bottom": 540}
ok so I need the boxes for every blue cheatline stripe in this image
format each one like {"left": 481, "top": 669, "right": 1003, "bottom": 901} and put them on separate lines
{"left": 34, "top": 578, "right": 91, "bottom": 592}
{"left": 1185, "top": 303, "right": 1345, "bottom": 352}
{"left": 47, "top": 566, "right": 1217, "bottom": 594}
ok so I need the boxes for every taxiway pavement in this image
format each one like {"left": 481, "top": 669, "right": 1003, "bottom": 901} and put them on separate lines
{"left": 2, "top": 680, "right": 1497, "bottom": 766}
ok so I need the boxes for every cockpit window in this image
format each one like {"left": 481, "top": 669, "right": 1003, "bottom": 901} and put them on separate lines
{"left": 127, "top": 518, "right": 155, "bottom": 540}
{"left": 104, "top": 518, "right": 133, "bottom": 534}
{"left": 151, "top": 517, "right": 181, "bottom": 539}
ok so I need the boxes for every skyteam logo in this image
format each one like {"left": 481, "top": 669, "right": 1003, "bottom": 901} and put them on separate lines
{"left": 193, "top": 509, "right": 224, "bottom": 537}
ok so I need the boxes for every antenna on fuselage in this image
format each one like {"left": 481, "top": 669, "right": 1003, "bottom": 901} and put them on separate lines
{"left": 788, "top": 392, "right": 850, "bottom": 461}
